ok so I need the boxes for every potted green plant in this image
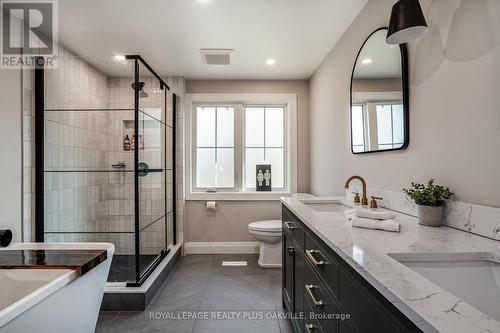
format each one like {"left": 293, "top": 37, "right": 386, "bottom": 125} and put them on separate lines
{"left": 403, "top": 179, "right": 453, "bottom": 227}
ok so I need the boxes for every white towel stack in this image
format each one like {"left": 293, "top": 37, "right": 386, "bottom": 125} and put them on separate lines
{"left": 344, "top": 208, "right": 400, "bottom": 233}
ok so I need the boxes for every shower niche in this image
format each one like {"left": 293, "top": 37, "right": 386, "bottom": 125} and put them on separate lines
{"left": 35, "top": 55, "right": 177, "bottom": 286}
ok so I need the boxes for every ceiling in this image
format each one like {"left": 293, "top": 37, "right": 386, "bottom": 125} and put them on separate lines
{"left": 354, "top": 29, "right": 402, "bottom": 79}
{"left": 57, "top": 0, "right": 367, "bottom": 79}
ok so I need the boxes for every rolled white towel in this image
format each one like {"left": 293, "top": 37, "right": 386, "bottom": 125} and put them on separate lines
{"left": 351, "top": 216, "right": 400, "bottom": 232}
{"left": 354, "top": 209, "right": 396, "bottom": 220}
{"left": 345, "top": 209, "right": 356, "bottom": 216}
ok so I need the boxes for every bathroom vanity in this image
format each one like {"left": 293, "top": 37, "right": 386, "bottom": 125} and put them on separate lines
{"left": 281, "top": 197, "right": 500, "bottom": 333}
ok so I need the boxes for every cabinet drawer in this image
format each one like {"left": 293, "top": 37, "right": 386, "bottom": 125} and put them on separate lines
{"left": 304, "top": 297, "right": 324, "bottom": 333}
{"left": 283, "top": 208, "right": 305, "bottom": 250}
{"left": 338, "top": 270, "right": 400, "bottom": 333}
{"left": 305, "top": 234, "right": 339, "bottom": 299}
{"left": 304, "top": 261, "right": 337, "bottom": 333}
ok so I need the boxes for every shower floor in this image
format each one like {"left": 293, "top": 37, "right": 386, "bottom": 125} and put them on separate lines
{"left": 107, "top": 254, "right": 159, "bottom": 283}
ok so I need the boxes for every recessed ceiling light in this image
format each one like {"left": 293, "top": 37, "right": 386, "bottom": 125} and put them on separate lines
{"left": 361, "top": 58, "right": 372, "bottom": 64}
{"left": 113, "top": 55, "right": 126, "bottom": 61}
{"left": 266, "top": 58, "right": 276, "bottom": 66}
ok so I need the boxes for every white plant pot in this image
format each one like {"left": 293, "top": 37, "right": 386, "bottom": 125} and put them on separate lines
{"left": 417, "top": 205, "right": 444, "bottom": 227}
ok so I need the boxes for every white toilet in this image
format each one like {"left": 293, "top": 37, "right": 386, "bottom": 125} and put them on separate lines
{"left": 248, "top": 220, "right": 282, "bottom": 268}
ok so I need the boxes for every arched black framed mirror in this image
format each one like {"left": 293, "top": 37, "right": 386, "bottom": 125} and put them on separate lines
{"left": 350, "top": 27, "right": 409, "bottom": 154}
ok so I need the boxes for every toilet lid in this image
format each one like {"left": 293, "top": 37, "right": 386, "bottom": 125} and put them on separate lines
{"left": 248, "top": 220, "right": 282, "bottom": 232}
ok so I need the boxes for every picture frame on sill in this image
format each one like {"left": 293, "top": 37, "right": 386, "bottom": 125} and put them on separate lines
{"left": 256, "top": 164, "right": 271, "bottom": 191}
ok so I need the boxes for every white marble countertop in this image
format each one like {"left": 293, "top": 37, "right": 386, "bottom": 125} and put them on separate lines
{"left": 281, "top": 196, "right": 500, "bottom": 333}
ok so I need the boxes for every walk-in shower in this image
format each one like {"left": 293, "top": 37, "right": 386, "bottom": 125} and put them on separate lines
{"left": 34, "top": 55, "right": 177, "bottom": 287}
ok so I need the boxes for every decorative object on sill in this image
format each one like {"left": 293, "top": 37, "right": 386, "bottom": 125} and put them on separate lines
{"left": 386, "top": 0, "right": 428, "bottom": 45}
{"left": 256, "top": 164, "right": 271, "bottom": 191}
{"left": 403, "top": 179, "right": 453, "bottom": 227}
{"left": 0, "top": 229, "right": 13, "bottom": 247}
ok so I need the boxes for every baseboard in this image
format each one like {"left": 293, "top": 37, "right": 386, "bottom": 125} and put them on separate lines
{"left": 184, "top": 241, "right": 260, "bottom": 254}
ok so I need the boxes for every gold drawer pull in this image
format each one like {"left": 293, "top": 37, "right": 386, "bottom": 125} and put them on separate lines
{"left": 305, "top": 323, "right": 317, "bottom": 333}
{"left": 306, "top": 249, "right": 326, "bottom": 267}
{"left": 284, "top": 221, "right": 297, "bottom": 230}
{"left": 305, "top": 284, "right": 324, "bottom": 308}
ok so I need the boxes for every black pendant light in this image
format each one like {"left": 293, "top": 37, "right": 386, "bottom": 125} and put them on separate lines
{"left": 386, "top": 0, "right": 428, "bottom": 45}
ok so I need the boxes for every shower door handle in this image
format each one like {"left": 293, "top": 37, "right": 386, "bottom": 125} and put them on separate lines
{"left": 138, "top": 162, "right": 150, "bottom": 177}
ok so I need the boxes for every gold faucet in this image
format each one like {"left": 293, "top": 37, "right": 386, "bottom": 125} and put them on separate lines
{"left": 344, "top": 176, "right": 368, "bottom": 206}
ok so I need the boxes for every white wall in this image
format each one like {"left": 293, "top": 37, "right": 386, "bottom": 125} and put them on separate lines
{"left": 310, "top": 0, "right": 500, "bottom": 207}
{"left": 0, "top": 69, "right": 23, "bottom": 241}
{"left": 0, "top": 8, "right": 23, "bottom": 241}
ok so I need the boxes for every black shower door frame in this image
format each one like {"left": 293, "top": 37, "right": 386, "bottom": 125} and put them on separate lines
{"left": 34, "top": 55, "right": 177, "bottom": 287}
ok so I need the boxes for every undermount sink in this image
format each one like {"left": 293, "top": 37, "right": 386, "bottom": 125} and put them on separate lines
{"left": 389, "top": 252, "right": 500, "bottom": 322}
{"left": 300, "top": 200, "right": 348, "bottom": 213}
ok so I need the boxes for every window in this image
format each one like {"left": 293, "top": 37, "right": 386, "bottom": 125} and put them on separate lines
{"left": 376, "top": 103, "right": 404, "bottom": 150}
{"left": 186, "top": 94, "right": 297, "bottom": 199}
{"left": 245, "top": 106, "right": 285, "bottom": 189}
{"left": 351, "top": 105, "right": 366, "bottom": 153}
{"left": 195, "top": 106, "right": 235, "bottom": 188}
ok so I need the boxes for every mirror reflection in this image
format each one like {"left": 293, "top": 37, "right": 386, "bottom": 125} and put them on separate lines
{"left": 350, "top": 28, "right": 408, "bottom": 153}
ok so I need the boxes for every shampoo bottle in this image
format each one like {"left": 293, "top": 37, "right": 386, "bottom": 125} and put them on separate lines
{"left": 139, "top": 135, "right": 144, "bottom": 150}
{"left": 124, "top": 134, "right": 131, "bottom": 151}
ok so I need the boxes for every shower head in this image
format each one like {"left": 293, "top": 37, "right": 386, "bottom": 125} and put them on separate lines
{"left": 131, "top": 81, "right": 149, "bottom": 98}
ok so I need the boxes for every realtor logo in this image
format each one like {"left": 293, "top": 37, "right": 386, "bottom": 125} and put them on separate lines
{"left": 1, "top": 1, "right": 57, "bottom": 68}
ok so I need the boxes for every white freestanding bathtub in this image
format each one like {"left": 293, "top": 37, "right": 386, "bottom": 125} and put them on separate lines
{"left": 0, "top": 243, "right": 114, "bottom": 333}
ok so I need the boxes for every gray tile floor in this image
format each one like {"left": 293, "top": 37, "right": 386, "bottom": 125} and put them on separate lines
{"left": 96, "top": 254, "right": 293, "bottom": 333}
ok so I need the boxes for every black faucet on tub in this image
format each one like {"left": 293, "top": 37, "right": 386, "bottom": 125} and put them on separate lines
{"left": 0, "top": 230, "right": 12, "bottom": 247}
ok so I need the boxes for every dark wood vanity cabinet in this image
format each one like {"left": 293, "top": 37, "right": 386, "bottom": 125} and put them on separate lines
{"left": 282, "top": 209, "right": 305, "bottom": 332}
{"left": 282, "top": 206, "right": 422, "bottom": 333}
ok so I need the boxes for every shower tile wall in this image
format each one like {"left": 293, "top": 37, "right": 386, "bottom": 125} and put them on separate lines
{"left": 22, "top": 68, "right": 35, "bottom": 242}
{"left": 22, "top": 44, "right": 186, "bottom": 259}
{"left": 40, "top": 50, "right": 138, "bottom": 254}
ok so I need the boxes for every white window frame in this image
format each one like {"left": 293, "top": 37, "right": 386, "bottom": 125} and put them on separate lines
{"left": 185, "top": 93, "right": 297, "bottom": 201}
{"left": 374, "top": 102, "right": 404, "bottom": 150}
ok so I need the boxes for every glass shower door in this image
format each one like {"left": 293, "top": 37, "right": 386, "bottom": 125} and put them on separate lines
{"left": 135, "top": 64, "right": 169, "bottom": 281}
{"left": 137, "top": 109, "right": 167, "bottom": 278}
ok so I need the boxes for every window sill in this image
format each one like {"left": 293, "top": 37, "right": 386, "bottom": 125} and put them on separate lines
{"left": 185, "top": 191, "right": 291, "bottom": 201}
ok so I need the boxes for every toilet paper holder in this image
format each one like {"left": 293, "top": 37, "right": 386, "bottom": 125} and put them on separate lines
{"left": 205, "top": 201, "right": 217, "bottom": 209}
